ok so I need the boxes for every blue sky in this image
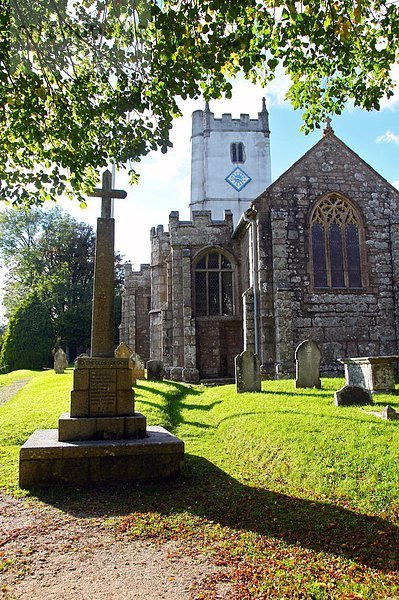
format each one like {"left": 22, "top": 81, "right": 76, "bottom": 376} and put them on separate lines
{"left": 61, "top": 75, "right": 399, "bottom": 268}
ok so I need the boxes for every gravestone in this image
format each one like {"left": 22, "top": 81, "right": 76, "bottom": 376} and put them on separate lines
{"left": 115, "top": 342, "right": 136, "bottom": 385}
{"left": 54, "top": 348, "right": 68, "bottom": 374}
{"left": 365, "top": 405, "right": 399, "bottom": 420}
{"left": 235, "top": 350, "right": 261, "bottom": 393}
{"left": 115, "top": 341, "right": 133, "bottom": 359}
{"left": 19, "top": 170, "right": 184, "bottom": 487}
{"left": 295, "top": 340, "right": 321, "bottom": 389}
{"left": 170, "top": 367, "right": 184, "bottom": 381}
{"left": 131, "top": 352, "right": 145, "bottom": 380}
{"left": 334, "top": 385, "right": 373, "bottom": 406}
{"left": 146, "top": 360, "right": 164, "bottom": 381}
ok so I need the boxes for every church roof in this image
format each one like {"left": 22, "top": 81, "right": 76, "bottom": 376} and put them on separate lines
{"left": 256, "top": 129, "right": 399, "bottom": 203}
{"left": 233, "top": 128, "right": 399, "bottom": 238}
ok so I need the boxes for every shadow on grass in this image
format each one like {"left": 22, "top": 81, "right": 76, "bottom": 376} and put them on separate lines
{"left": 216, "top": 408, "right": 399, "bottom": 427}
{"left": 136, "top": 382, "right": 218, "bottom": 432}
{"left": 34, "top": 453, "right": 399, "bottom": 573}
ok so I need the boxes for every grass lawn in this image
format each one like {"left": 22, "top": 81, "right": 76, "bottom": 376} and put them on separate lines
{"left": 1, "top": 370, "right": 399, "bottom": 598}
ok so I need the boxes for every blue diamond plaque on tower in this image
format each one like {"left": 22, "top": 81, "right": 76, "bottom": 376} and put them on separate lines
{"left": 225, "top": 167, "right": 252, "bottom": 192}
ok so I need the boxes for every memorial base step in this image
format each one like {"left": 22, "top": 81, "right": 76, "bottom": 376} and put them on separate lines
{"left": 58, "top": 412, "right": 147, "bottom": 441}
{"left": 19, "top": 427, "right": 184, "bottom": 487}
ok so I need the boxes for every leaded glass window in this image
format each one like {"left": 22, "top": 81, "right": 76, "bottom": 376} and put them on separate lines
{"left": 194, "top": 251, "right": 234, "bottom": 316}
{"left": 310, "top": 195, "right": 363, "bottom": 289}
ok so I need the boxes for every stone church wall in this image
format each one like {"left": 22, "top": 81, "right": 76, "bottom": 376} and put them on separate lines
{"left": 390, "top": 219, "right": 399, "bottom": 349}
{"left": 120, "top": 263, "right": 151, "bottom": 362}
{"left": 149, "top": 210, "right": 243, "bottom": 381}
{"left": 255, "top": 133, "right": 399, "bottom": 375}
{"left": 149, "top": 224, "right": 171, "bottom": 364}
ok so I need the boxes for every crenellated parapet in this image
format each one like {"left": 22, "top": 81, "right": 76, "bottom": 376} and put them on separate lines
{"left": 192, "top": 99, "right": 270, "bottom": 139}
{"left": 168, "top": 210, "right": 234, "bottom": 248}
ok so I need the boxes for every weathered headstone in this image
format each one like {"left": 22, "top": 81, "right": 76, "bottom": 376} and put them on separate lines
{"left": 19, "top": 170, "right": 184, "bottom": 487}
{"left": 115, "top": 341, "right": 132, "bottom": 358}
{"left": 146, "top": 360, "right": 164, "bottom": 381}
{"left": 235, "top": 350, "right": 261, "bottom": 393}
{"left": 295, "top": 340, "right": 321, "bottom": 389}
{"left": 115, "top": 341, "right": 135, "bottom": 385}
{"left": 54, "top": 348, "right": 68, "bottom": 374}
{"left": 131, "top": 352, "right": 145, "bottom": 380}
{"left": 182, "top": 368, "right": 200, "bottom": 383}
{"left": 334, "top": 385, "right": 373, "bottom": 406}
{"left": 170, "top": 367, "right": 184, "bottom": 381}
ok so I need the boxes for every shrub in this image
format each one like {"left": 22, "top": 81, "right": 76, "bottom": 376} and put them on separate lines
{"left": 0, "top": 292, "right": 54, "bottom": 372}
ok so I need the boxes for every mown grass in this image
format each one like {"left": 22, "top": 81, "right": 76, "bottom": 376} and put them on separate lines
{"left": 1, "top": 371, "right": 399, "bottom": 598}
{"left": 0, "top": 369, "right": 72, "bottom": 492}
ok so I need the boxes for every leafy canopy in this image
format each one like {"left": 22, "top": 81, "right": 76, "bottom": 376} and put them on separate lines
{"left": 1, "top": 0, "right": 398, "bottom": 207}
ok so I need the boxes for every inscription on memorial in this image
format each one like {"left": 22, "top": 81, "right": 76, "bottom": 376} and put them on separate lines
{"left": 373, "top": 365, "right": 393, "bottom": 390}
{"left": 89, "top": 369, "right": 117, "bottom": 414}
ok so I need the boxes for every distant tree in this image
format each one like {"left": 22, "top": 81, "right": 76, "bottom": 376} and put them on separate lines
{"left": 0, "top": 292, "right": 54, "bottom": 371}
{"left": 0, "top": 206, "right": 124, "bottom": 359}
{"left": 0, "top": 207, "right": 94, "bottom": 316}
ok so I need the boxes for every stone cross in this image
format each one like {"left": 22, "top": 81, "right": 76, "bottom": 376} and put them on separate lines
{"left": 323, "top": 116, "right": 334, "bottom": 136}
{"left": 90, "top": 169, "right": 127, "bottom": 219}
{"left": 89, "top": 169, "right": 127, "bottom": 357}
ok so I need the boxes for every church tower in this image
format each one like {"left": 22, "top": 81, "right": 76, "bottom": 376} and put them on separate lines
{"left": 190, "top": 99, "right": 271, "bottom": 225}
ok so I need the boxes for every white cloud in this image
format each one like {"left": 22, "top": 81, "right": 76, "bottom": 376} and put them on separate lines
{"left": 376, "top": 130, "right": 399, "bottom": 145}
{"left": 392, "top": 180, "right": 399, "bottom": 190}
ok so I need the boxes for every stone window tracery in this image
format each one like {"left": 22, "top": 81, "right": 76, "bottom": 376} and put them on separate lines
{"left": 194, "top": 251, "right": 234, "bottom": 316}
{"left": 310, "top": 195, "right": 363, "bottom": 289}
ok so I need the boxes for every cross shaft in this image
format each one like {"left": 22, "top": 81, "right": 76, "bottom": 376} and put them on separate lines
{"left": 89, "top": 169, "right": 127, "bottom": 357}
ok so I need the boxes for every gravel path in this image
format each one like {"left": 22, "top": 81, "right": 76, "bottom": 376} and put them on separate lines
{"left": 0, "top": 380, "right": 32, "bottom": 407}
{"left": 0, "top": 493, "right": 228, "bottom": 600}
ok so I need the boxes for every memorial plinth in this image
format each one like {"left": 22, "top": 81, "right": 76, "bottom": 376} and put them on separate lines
{"left": 19, "top": 427, "right": 183, "bottom": 486}
{"left": 19, "top": 170, "right": 184, "bottom": 487}
{"left": 338, "top": 355, "right": 399, "bottom": 393}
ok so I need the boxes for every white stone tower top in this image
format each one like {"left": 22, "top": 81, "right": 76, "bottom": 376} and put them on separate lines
{"left": 190, "top": 99, "right": 271, "bottom": 226}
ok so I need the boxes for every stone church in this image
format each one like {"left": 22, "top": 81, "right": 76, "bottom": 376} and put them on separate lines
{"left": 120, "top": 100, "right": 399, "bottom": 382}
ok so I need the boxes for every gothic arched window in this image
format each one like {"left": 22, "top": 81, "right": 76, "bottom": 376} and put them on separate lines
{"left": 310, "top": 195, "right": 363, "bottom": 289}
{"left": 194, "top": 251, "right": 234, "bottom": 316}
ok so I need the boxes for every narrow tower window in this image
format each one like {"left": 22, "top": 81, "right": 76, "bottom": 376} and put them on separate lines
{"left": 231, "top": 142, "right": 245, "bottom": 163}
